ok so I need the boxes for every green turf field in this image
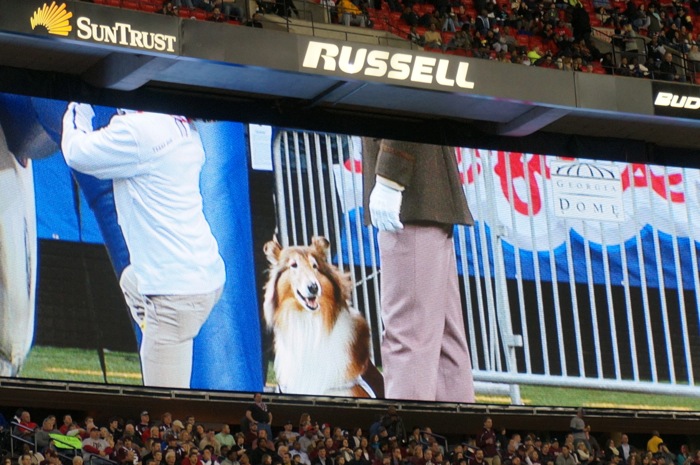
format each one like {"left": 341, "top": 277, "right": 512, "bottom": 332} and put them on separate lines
{"left": 20, "top": 345, "right": 143, "bottom": 385}
{"left": 17, "top": 345, "right": 700, "bottom": 411}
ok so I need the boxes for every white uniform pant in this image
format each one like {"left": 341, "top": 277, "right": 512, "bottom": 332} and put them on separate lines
{"left": 120, "top": 265, "right": 222, "bottom": 388}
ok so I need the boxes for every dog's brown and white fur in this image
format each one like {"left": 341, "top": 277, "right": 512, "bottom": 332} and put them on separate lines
{"left": 263, "top": 236, "right": 375, "bottom": 397}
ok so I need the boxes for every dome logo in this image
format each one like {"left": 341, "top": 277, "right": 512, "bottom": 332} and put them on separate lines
{"left": 30, "top": 2, "right": 73, "bottom": 37}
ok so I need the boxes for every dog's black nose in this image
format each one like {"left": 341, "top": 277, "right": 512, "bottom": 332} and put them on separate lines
{"left": 308, "top": 283, "right": 319, "bottom": 295}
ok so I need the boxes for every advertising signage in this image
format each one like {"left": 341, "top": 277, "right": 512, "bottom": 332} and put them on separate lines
{"left": 0, "top": 1, "right": 180, "bottom": 54}
{"left": 2, "top": 92, "right": 700, "bottom": 409}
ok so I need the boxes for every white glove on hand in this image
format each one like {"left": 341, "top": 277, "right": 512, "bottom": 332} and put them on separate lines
{"left": 369, "top": 180, "right": 404, "bottom": 232}
{"left": 64, "top": 102, "right": 95, "bottom": 133}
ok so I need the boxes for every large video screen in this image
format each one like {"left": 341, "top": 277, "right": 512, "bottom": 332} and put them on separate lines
{"left": 2, "top": 92, "right": 700, "bottom": 410}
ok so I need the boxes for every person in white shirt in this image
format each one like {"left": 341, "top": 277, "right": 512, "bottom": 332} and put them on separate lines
{"left": 61, "top": 103, "right": 226, "bottom": 389}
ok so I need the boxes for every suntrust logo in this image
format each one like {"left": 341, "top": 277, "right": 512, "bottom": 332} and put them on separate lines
{"left": 30, "top": 2, "right": 73, "bottom": 36}
{"left": 75, "top": 17, "right": 177, "bottom": 52}
{"left": 302, "top": 41, "right": 475, "bottom": 90}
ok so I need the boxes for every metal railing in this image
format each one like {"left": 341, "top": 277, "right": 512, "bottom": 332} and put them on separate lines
{"left": 272, "top": 131, "right": 700, "bottom": 405}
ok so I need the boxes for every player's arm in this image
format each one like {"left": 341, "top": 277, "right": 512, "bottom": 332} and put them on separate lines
{"left": 61, "top": 102, "right": 143, "bottom": 179}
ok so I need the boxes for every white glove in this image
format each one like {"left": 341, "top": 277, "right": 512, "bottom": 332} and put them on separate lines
{"left": 369, "top": 179, "right": 404, "bottom": 232}
{"left": 64, "top": 102, "right": 95, "bottom": 133}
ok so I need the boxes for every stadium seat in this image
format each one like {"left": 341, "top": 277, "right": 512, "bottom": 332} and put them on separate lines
{"left": 140, "top": 2, "right": 158, "bottom": 12}
{"left": 122, "top": 0, "right": 139, "bottom": 9}
{"left": 105, "top": 0, "right": 121, "bottom": 6}
{"left": 516, "top": 34, "right": 530, "bottom": 46}
{"left": 192, "top": 9, "right": 208, "bottom": 20}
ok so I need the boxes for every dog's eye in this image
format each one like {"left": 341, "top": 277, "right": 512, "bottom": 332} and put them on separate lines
{"left": 290, "top": 260, "right": 298, "bottom": 269}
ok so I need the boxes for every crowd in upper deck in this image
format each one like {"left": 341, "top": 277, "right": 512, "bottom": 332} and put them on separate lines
{"left": 2, "top": 399, "right": 698, "bottom": 465}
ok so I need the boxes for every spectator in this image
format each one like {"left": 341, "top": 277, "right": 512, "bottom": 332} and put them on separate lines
{"left": 423, "top": 23, "right": 443, "bottom": 48}
{"left": 15, "top": 410, "right": 38, "bottom": 441}
{"left": 59, "top": 415, "right": 74, "bottom": 436}
{"left": 677, "top": 446, "right": 691, "bottom": 465}
{"left": 380, "top": 407, "right": 407, "bottom": 446}
{"left": 618, "top": 435, "right": 636, "bottom": 465}
{"left": 35, "top": 417, "right": 60, "bottom": 453}
{"left": 116, "top": 436, "right": 141, "bottom": 465}
{"left": 220, "top": 0, "right": 243, "bottom": 19}
{"left": 401, "top": 6, "right": 420, "bottom": 26}
{"left": 555, "top": 447, "right": 576, "bottom": 465}
{"left": 478, "top": 418, "right": 501, "bottom": 465}
{"left": 570, "top": 3, "right": 591, "bottom": 42}
{"left": 136, "top": 412, "right": 153, "bottom": 443}
{"left": 83, "top": 428, "right": 113, "bottom": 464}
{"left": 658, "top": 52, "right": 683, "bottom": 81}
{"left": 408, "top": 26, "right": 425, "bottom": 46}
{"left": 208, "top": 8, "right": 228, "bottom": 21}
{"left": 443, "top": 29, "right": 472, "bottom": 52}
{"left": 336, "top": 0, "right": 366, "bottom": 26}
{"left": 246, "top": 393, "right": 273, "bottom": 440}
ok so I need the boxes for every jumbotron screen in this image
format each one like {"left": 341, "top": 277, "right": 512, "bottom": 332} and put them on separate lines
{"left": 2, "top": 93, "right": 700, "bottom": 411}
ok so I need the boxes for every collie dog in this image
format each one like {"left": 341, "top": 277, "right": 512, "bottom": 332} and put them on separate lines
{"left": 263, "top": 236, "right": 380, "bottom": 398}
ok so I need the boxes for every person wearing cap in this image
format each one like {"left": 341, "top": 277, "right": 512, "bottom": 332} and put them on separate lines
{"left": 164, "top": 433, "right": 186, "bottom": 463}
{"left": 136, "top": 412, "right": 153, "bottom": 443}
{"left": 83, "top": 427, "right": 113, "bottom": 463}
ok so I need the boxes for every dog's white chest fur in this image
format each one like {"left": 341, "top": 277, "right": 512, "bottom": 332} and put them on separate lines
{"left": 273, "top": 307, "right": 358, "bottom": 396}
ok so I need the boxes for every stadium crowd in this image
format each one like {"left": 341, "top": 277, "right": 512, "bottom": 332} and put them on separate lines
{"left": 86, "top": 0, "right": 700, "bottom": 81}
{"left": 86, "top": 0, "right": 700, "bottom": 83}
{"left": 1, "top": 401, "right": 698, "bottom": 465}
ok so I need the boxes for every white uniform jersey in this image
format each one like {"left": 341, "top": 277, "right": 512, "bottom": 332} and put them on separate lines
{"left": 62, "top": 108, "right": 225, "bottom": 296}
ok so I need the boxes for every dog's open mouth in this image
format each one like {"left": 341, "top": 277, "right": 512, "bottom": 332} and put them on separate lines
{"left": 297, "top": 290, "right": 320, "bottom": 311}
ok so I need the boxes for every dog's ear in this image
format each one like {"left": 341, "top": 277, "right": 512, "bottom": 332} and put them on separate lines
{"left": 264, "top": 239, "right": 282, "bottom": 265}
{"left": 311, "top": 236, "right": 330, "bottom": 255}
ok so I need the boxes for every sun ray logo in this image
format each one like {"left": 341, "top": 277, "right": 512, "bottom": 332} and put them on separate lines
{"left": 30, "top": 2, "right": 73, "bottom": 36}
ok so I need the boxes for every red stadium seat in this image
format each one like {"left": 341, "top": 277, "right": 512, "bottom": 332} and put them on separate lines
{"left": 106, "top": 0, "right": 121, "bottom": 6}
{"left": 442, "top": 31, "right": 455, "bottom": 43}
{"left": 140, "top": 2, "right": 158, "bottom": 12}
{"left": 192, "top": 9, "right": 208, "bottom": 19}
{"left": 122, "top": 0, "right": 139, "bottom": 9}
